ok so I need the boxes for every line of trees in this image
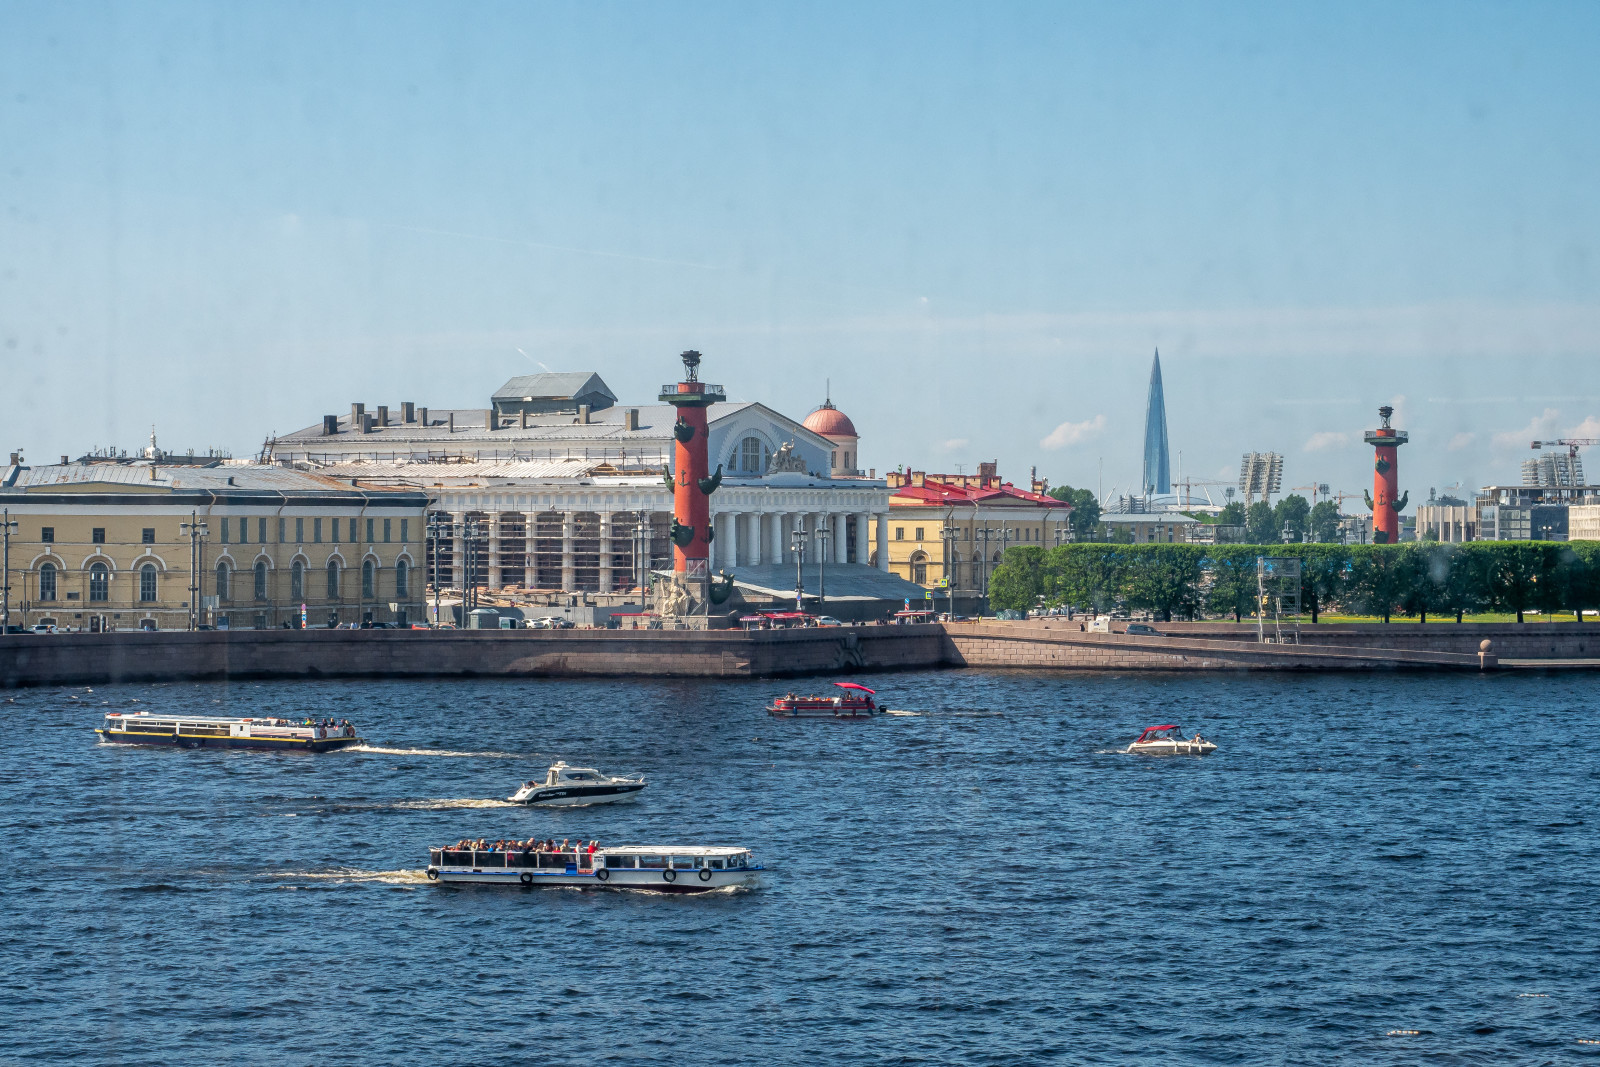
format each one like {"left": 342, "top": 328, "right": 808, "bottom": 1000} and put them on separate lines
{"left": 987, "top": 541, "right": 1600, "bottom": 624}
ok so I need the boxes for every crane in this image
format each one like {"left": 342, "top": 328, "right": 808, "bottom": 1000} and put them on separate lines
{"left": 1531, "top": 438, "right": 1600, "bottom": 459}
{"left": 1176, "top": 476, "right": 1233, "bottom": 508}
{"left": 1288, "top": 483, "right": 1333, "bottom": 506}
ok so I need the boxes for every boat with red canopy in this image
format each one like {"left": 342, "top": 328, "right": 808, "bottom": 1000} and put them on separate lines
{"left": 1124, "top": 724, "right": 1216, "bottom": 756}
{"left": 767, "top": 682, "right": 884, "bottom": 719}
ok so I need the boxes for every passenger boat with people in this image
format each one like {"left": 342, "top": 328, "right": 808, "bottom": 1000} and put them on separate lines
{"left": 96, "top": 711, "right": 362, "bottom": 752}
{"left": 507, "top": 761, "right": 647, "bottom": 806}
{"left": 425, "top": 840, "right": 762, "bottom": 892}
{"left": 1124, "top": 724, "right": 1217, "bottom": 756}
{"left": 766, "top": 682, "right": 883, "bottom": 719}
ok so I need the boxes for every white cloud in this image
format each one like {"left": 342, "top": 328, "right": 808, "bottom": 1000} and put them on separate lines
{"left": 941, "top": 437, "right": 969, "bottom": 451}
{"left": 1447, "top": 432, "right": 1476, "bottom": 451}
{"left": 1568, "top": 415, "right": 1600, "bottom": 439}
{"left": 1040, "top": 415, "right": 1106, "bottom": 450}
{"left": 1304, "top": 431, "right": 1352, "bottom": 452}
{"left": 1492, "top": 408, "right": 1563, "bottom": 450}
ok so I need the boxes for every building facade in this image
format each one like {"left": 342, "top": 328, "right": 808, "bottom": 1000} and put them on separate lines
{"left": 1096, "top": 513, "right": 1199, "bottom": 543}
{"left": 0, "top": 462, "right": 428, "bottom": 631}
{"left": 1414, "top": 504, "right": 1476, "bottom": 542}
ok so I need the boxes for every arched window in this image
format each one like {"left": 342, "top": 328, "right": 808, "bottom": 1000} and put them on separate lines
{"left": 395, "top": 559, "right": 409, "bottom": 598}
{"left": 89, "top": 562, "right": 110, "bottom": 602}
{"left": 737, "top": 436, "right": 766, "bottom": 473}
{"left": 255, "top": 561, "right": 269, "bottom": 601}
{"left": 216, "top": 562, "right": 230, "bottom": 602}
{"left": 139, "top": 564, "right": 158, "bottom": 602}
{"left": 910, "top": 551, "right": 928, "bottom": 585}
{"left": 290, "top": 560, "right": 304, "bottom": 599}
{"left": 38, "top": 563, "right": 57, "bottom": 601}
{"left": 362, "top": 559, "right": 375, "bottom": 598}
{"left": 326, "top": 559, "right": 340, "bottom": 598}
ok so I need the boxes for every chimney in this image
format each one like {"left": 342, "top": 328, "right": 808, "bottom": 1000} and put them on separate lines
{"left": 448, "top": 412, "right": 455, "bottom": 433}
{"left": 419, "top": 406, "right": 429, "bottom": 426}
{"left": 361, "top": 413, "right": 375, "bottom": 434}
{"left": 402, "top": 401, "right": 416, "bottom": 423}
{"left": 322, "top": 415, "right": 339, "bottom": 436}
{"left": 150, "top": 464, "right": 158, "bottom": 480}
{"left": 377, "top": 405, "right": 389, "bottom": 427}
{"left": 227, "top": 476, "right": 235, "bottom": 485}
{"left": 519, "top": 410, "right": 528, "bottom": 429}
{"left": 625, "top": 408, "right": 639, "bottom": 431}
{"left": 486, "top": 409, "right": 496, "bottom": 430}
{"left": 911, "top": 471, "right": 925, "bottom": 488}
{"left": 351, "top": 402, "right": 365, "bottom": 425}
{"left": 578, "top": 404, "right": 591, "bottom": 424}
{"left": 7, "top": 452, "right": 18, "bottom": 465}
{"left": 60, "top": 455, "right": 68, "bottom": 465}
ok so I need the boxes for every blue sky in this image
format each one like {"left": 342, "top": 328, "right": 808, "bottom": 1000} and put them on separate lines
{"left": 2, "top": 2, "right": 1598, "bottom": 502}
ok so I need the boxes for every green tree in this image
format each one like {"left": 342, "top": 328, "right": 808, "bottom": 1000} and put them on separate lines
{"left": 1047, "top": 485, "right": 1102, "bottom": 541}
{"left": 1292, "top": 544, "right": 1348, "bottom": 624}
{"left": 1244, "top": 501, "right": 1279, "bottom": 544}
{"left": 1423, "top": 543, "right": 1487, "bottom": 622}
{"left": 1345, "top": 545, "right": 1409, "bottom": 622}
{"left": 1478, "top": 542, "right": 1555, "bottom": 623}
{"left": 1308, "top": 500, "right": 1342, "bottom": 543}
{"left": 1204, "top": 546, "right": 1260, "bottom": 622}
{"left": 987, "top": 546, "right": 1048, "bottom": 613}
{"left": 1122, "top": 545, "right": 1206, "bottom": 622}
{"left": 1562, "top": 542, "right": 1600, "bottom": 622}
{"left": 1216, "top": 501, "right": 1246, "bottom": 527}
{"left": 1055, "top": 544, "right": 1127, "bottom": 614}
{"left": 1274, "top": 494, "right": 1311, "bottom": 543}
{"left": 1397, "top": 544, "right": 1446, "bottom": 622}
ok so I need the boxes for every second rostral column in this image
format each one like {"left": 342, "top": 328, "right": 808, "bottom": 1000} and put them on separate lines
{"left": 1363, "top": 404, "right": 1409, "bottom": 544}
{"left": 660, "top": 350, "right": 725, "bottom": 613}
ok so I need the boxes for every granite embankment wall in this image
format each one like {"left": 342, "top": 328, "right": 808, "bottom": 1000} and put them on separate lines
{"left": 1152, "top": 621, "right": 1600, "bottom": 659}
{"left": 940, "top": 622, "right": 1489, "bottom": 672}
{"left": 0, "top": 626, "right": 949, "bottom": 688}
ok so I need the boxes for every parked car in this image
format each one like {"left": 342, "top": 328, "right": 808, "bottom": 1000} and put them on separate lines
{"left": 1124, "top": 623, "right": 1163, "bottom": 636}
{"left": 30, "top": 624, "right": 58, "bottom": 635}
{"left": 814, "top": 615, "right": 844, "bottom": 627}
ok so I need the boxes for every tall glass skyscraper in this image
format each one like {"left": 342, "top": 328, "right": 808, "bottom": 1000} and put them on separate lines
{"left": 1142, "top": 350, "right": 1171, "bottom": 495}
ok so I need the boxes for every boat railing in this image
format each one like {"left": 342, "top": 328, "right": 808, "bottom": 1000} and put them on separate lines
{"left": 432, "top": 849, "right": 595, "bottom": 871}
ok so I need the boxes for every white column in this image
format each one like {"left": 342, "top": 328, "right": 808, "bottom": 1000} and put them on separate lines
{"left": 855, "top": 512, "right": 870, "bottom": 567}
{"left": 725, "top": 511, "right": 739, "bottom": 569}
{"left": 833, "top": 513, "right": 847, "bottom": 563}
{"left": 750, "top": 513, "right": 763, "bottom": 566}
{"left": 487, "top": 511, "right": 502, "bottom": 591}
{"left": 598, "top": 513, "right": 613, "bottom": 592}
{"left": 560, "top": 512, "right": 575, "bottom": 592}
{"left": 772, "top": 512, "right": 786, "bottom": 564}
{"left": 876, "top": 511, "right": 889, "bottom": 571}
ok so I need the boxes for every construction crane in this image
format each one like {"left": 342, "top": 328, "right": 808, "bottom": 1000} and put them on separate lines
{"left": 1532, "top": 438, "right": 1600, "bottom": 459}
{"left": 1176, "top": 476, "right": 1233, "bottom": 509}
{"left": 1288, "top": 483, "right": 1333, "bottom": 506}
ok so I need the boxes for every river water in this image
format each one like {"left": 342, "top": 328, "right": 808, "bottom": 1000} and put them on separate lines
{"left": 2, "top": 670, "right": 1597, "bottom": 1064}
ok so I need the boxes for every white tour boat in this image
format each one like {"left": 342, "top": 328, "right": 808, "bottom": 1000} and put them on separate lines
{"left": 425, "top": 843, "right": 761, "bottom": 892}
{"left": 97, "top": 711, "right": 361, "bottom": 752}
{"left": 507, "top": 761, "right": 647, "bottom": 806}
{"left": 1124, "top": 724, "right": 1217, "bottom": 756}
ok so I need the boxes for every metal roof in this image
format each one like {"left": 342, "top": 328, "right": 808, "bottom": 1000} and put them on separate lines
{"left": 1, "top": 463, "right": 425, "bottom": 497}
{"left": 275, "top": 402, "right": 762, "bottom": 447}
{"left": 491, "top": 372, "right": 616, "bottom": 403}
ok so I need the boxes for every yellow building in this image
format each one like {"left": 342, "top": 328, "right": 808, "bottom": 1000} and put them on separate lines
{"left": 880, "top": 465, "right": 1072, "bottom": 603}
{"left": 0, "top": 462, "right": 429, "bottom": 631}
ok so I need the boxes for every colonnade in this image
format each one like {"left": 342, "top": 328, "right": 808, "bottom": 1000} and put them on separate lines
{"left": 708, "top": 509, "right": 889, "bottom": 571}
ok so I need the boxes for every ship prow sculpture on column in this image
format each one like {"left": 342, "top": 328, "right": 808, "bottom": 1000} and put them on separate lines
{"left": 1363, "top": 405, "right": 1409, "bottom": 545}
{"left": 654, "top": 350, "right": 728, "bottom": 625}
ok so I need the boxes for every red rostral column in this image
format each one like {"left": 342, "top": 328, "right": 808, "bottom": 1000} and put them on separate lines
{"left": 660, "top": 350, "right": 725, "bottom": 582}
{"left": 1363, "top": 405, "right": 1409, "bottom": 544}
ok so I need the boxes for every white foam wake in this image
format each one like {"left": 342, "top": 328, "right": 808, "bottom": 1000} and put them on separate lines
{"left": 265, "top": 868, "right": 432, "bottom": 886}
{"left": 883, "top": 709, "right": 921, "bottom": 717}
{"left": 346, "top": 744, "right": 525, "bottom": 759}
{"left": 389, "top": 798, "right": 517, "bottom": 810}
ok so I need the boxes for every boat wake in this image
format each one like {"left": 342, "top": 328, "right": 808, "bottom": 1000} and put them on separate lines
{"left": 264, "top": 868, "right": 432, "bottom": 886}
{"left": 390, "top": 798, "right": 518, "bottom": 811}
{"left": 884, "top": 709, "right": 922, "bottom": 717}
{"left": 346, "top": 744, "right": 526, "bottom": 759}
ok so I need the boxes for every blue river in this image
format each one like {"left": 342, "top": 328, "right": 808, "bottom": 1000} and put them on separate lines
{"left": 2, "top": 669, "right": 1597, "bottom": 1064}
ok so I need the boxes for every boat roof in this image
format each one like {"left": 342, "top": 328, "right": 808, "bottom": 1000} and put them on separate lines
{"left": 1142, "top": 725, "right": 1179, "bottom": 732}
{"left": 103, "top": 712, "right": 329, "bottom": 725}
{"left": 834, "top": 682, "right": 876, "bottom": 694}
{"left": 597, "top": 845, "right": 750, "bottom": 856}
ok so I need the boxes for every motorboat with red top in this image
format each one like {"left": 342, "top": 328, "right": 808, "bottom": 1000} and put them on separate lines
{"left": 767, "top": 682, "right": 884, "bottom": 719}
{"left": 425, "top": 840, "right": 761, "bottom": 892}
{"left": 96, "top": 711, "right": 361, "bottom": 752}
{"left": 1124, "top": 724, "right": 1217, "bottom": 756}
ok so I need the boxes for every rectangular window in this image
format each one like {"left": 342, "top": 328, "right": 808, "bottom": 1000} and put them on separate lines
{"left": 383, "top": 518, "right": 391, "bottom": 543}
{"left": 295, "top": 518, "right": 304, "bottom": 544}
{"left": 40, "top": 527, "right": 54, "bottom": 543}
{"left": 220, "top": 518, "right": 230, "bottom": 544}
{"left": 400, "top": 519, "right": 409, "bottom": 543}
{"left": 895, "top": 528, "right": 904, "bottom": 541}
{"left": 142, "top": 528, "right": 155, "bottom": 544}
{"left": 276, "top": 518, "right": 284, "bottom": 543}
{"left": 241, "top": 518, "right": 250, "bottom": 544}
{"left": 348, "top": 518, "right": 357, "bottom": 543}
{"left": 914, "top": 528, "right": 924, "bottom": 541}
{"left": 366, "top": 518, "right": 375, "bottom": 543}
{"left": 313, "top": 518, "right": 322, "bottom": 543}
{"left": 331, "top": 517, "right": 340, "bottom": 543}
{"left": 92, "top": 528, "right": 106, "bottom": 544}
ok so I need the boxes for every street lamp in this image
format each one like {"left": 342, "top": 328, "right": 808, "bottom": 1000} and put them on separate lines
{"left": 939, "top": 522, "right": 961, "bottom": 619}
{"left": 0, "top": 508, "right": 16, "bottom": 634}
{"left": 427, "top": 513, "right": 455, "bottom": 628}
{"left": 814, "top": 520, "right": 831, "bottom": 612}
{"left": 790, "top": 525, "right": 808, "bottom": 614}
{"left": 180, "top": 513, "right": 209, "bottom": 631}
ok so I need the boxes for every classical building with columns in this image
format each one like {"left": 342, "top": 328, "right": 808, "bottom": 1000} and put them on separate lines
{"left": 267, "top": 371, "right": 891, "bottom": 595}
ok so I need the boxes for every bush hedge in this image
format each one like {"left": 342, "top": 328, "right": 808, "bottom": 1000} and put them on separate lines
{"left": 986, "top": 541, "right": 1600, "bottom": 623}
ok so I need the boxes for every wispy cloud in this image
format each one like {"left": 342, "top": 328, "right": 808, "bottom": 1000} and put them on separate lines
{"left": 1040, "top": 415, "right": 1106, "bottom": 450}
{"left": 1492, "top": 408, "right": 1563, "bottom": 450}
{"left": 941, "top": 438, "right": 969, "bottom": 451}
{"left": 1304, "top": 431, "right": 1352, "bottom": 452}
{"left": 1447, "top": 432, "right": 1476, "bottom": 451}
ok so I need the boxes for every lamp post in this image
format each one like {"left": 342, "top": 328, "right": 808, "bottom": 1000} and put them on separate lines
{"left": 180, "top": 513, "right": 209, "bottom": 631}
{"left": 814, "top": 521, "right": 831, "bottom": 613}
{"left": 939, "top": 520, "right": 960, "bottom": 619}
{"left": 790, "top": 525, "right": 808, "bottom": 614}
{"left": 0, "top": 508, "right": 16, "bottom": 634}
{"left": 427, "top": 513, "right": 453, "bottom": 628}
{"left": 635, "top": 513, "right": 651, "bottom": 597}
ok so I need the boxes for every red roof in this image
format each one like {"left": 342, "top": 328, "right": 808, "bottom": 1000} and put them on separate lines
{"left": 803, "top": 402, "right": 857, "bottom": 438}
{"left": 890, "top": 478, "right": 1072, "bottom": 509}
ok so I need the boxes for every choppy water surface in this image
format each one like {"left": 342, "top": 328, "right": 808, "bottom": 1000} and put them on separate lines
{"left": 3, "top": 670, "right": 1598, "bottom": 1064}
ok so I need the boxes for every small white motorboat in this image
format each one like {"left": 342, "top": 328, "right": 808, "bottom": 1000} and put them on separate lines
{"left": 1124, "top": 724, "right": 1217, "bottom": 756}
{"left": 508, "top": 761, "right": 647, "bottom": 806}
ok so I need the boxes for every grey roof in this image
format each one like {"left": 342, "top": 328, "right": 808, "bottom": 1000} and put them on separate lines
{"left": 0, "top": 463, "right": 427, "bottom": 502}
{"left": 492, "top": 372, "right": 615, "bottom": 403}
{"left": 716, "top": 563, "right": 931, "bottom": 602}
{"left": 1098, "top": 512, "right": 1199, "bottom": 524}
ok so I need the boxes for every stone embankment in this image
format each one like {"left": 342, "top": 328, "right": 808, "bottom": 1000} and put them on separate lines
{"left": 1, "top": 619, "right": 1590, "bottom": 688}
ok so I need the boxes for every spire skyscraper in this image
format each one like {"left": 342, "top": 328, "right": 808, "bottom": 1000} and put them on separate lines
{"left": 1142, "top": 350, "right": 1171, "bottom": 495}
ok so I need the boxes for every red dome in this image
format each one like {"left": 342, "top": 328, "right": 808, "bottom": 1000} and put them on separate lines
{"left": 803, "top": 401, "right": 857, "bottom": 438}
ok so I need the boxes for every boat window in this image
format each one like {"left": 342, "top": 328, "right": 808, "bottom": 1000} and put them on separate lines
{"left": 567, "top": 773, "right": 589, "bottom": 781}
{"left": 429, "top": 850, "right": 443, "bottom": 865}
{"left": 477, "top": 852, "right": 506, "bottom": 868}
{"left": 670, "top": 856, "right": 697, "bottom": 869}
{"left": 443, "top": 851, "right": 471, "bottom": 865}
{"left": 538, "top": 852, "right": 569, "bottom": 869}
{"left": 636, "top": 855, "right": 666, "bottom": 869}
{"left": 708, "top": 858, "right": 724, "bottom": 869}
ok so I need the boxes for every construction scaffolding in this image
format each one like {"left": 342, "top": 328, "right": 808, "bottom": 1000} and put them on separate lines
{"left": 1255, "top": 555, "right": 1302, "bottom": 644}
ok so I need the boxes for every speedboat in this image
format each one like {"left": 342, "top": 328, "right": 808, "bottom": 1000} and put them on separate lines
{"left": 767, "top": 682, "right": 883, "bottom": 719}
{"left": 1124, "top": 724, "right": 1217, "bottom": 756}
{"left": 96, "top": 712, "right": 361, "bottom": 752}
{"left": 425, "top": 843, "right": 761, "bottom": 892}
{"left": 508, "top": 761, "right": 647, "bottom": 806}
